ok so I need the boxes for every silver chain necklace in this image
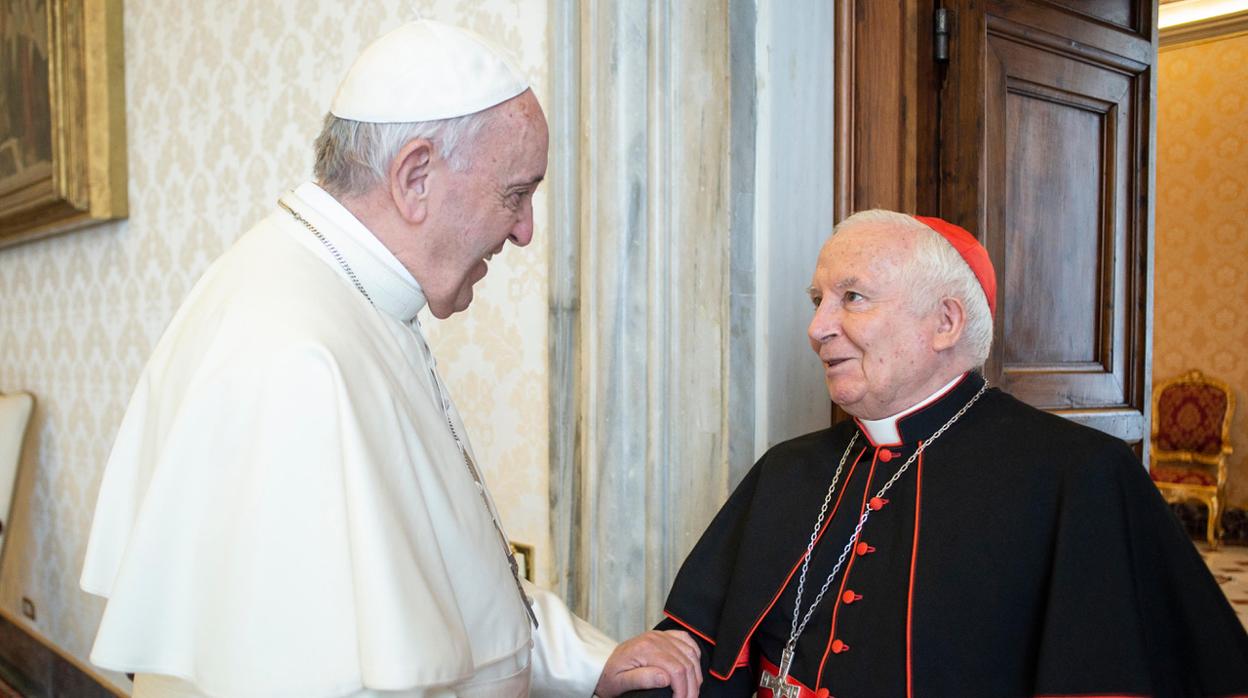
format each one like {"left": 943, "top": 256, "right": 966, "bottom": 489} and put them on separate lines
{"left": 279, "top": 200, "right": 539, "bottom": 628}
{"left": 279, "top": 201, "right": 374, "bottom": 304}
{"left": 766, "top": 380, "right": 989, "bottom": 694}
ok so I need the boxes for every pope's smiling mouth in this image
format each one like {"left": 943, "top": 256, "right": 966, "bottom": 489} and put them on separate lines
{"left": 477, "top": 245, "right": 505, "bottom": 278}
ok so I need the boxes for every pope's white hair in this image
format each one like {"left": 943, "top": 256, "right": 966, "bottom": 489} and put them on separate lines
{"left": 313, "top": 107, "right": 496, "bottom": 197}
{"left": 832, "top": 209, "right": 994, "bottom": 368}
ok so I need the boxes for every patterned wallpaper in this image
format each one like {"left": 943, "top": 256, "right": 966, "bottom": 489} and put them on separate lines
{"left": 0, "top": 0, "right": 553, "bottom": 680}
{"left": 1155, "top": 33, "right": 1248, "bottom": 507}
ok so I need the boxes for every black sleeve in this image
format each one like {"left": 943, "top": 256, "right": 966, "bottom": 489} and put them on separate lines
{"left": 1116, "top": 445, "right": 1248, "bottom": 695}
{"left": 1031, "top": 440, "right": 1248, "bottom": 696}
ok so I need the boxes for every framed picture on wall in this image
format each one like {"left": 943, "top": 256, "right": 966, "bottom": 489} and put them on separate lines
{"left": 0, "top": 0, "right": 127, "bottom": 249}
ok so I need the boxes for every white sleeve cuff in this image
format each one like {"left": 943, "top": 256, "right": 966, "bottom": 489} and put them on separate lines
{"left": 524, "top": 581, "right": 618, "bottom": 698}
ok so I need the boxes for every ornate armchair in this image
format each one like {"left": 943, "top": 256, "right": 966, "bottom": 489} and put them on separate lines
{"left": 1149, "top": 370, "right": 1234, "bottom": 548}
{"left": 0, "top": 391, "right": 34, "bottom": 544}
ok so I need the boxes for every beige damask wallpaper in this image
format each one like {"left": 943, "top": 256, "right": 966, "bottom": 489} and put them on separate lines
{"left": 1155, "top": 33, "right": 1248, "bottom": 507}
{"left": 0, "top": 0, "right": 553, "bottom": 680}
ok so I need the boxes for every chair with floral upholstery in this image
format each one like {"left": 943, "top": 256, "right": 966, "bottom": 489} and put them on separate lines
{"left": 1149, "top": 369, "right": 1235, "bottom": 548}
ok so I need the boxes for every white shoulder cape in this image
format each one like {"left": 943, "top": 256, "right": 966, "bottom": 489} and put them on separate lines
{"left": 80, "top": 206, "right": 533, "bottom": 697}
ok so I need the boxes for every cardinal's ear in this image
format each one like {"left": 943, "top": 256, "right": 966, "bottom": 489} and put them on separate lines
{"left": 931, "top": 296, "right": 967, "bottom": 353}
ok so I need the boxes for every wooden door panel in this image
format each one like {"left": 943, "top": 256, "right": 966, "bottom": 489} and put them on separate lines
{"left": 1038, "top": 0, "right": 1138, "bottom": 31}
{"left": 939, "top": 0, "right": 1155, "bottom": 444}
{"left": 1003, "top": 90, "right": 1106, "bottom": 367}
{"left": 987, "top": 4, "right": 1153, "bottom": 64}
{"left": 991, "top": 31, "right": 1138, "bottom": 412}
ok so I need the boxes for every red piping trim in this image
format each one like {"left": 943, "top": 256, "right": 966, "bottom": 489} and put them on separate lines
{"left": 815, "top": 452, "right": 882, "bottom": 688}
{"left": 900, "top": 372, "right": 969, "bottom": 418}
{"left": 891, "top": 372, "right": 970, "bottom": 438}
{"left": 708, "top": 446, "right": 869, "bottom": 682}
{"left": 853, "top": 373, "right": 970, "bottom": 447}
{"left": 906, "top": 445, "right": 924, "bottom": 698}
{"left": 733, "top": 644, "right": 750, "bottom": 668}
{"left": 663, "top": 610, "right": 716, "bottom": 645}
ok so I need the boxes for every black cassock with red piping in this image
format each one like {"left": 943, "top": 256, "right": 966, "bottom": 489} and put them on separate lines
{"left": 626, "top": 372, "right": 1248, "bottom": 698}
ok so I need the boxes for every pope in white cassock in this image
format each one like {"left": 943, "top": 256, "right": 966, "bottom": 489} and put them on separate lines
{"left": 79, "top": 19, "right": 702, "bottom": 698}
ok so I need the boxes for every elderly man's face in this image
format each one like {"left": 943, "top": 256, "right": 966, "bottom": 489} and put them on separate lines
{"left": 424, "top": 90, "right": 549, "bottom": 318}
{"left": 806, "top": 223, "right": 950, "bottom": 420}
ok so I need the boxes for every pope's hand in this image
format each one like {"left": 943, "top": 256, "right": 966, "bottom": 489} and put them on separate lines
{"left": 595, "top": 629, "right": 702, "bottom": 698}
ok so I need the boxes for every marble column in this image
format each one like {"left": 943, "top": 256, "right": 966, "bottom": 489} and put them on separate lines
{"left": 547, "top": 0, "right": 743, "bottom": 638}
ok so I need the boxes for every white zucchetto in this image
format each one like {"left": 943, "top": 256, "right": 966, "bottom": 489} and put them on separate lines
{"left": 330, "top": 19, "right": 529, "bottom": 123}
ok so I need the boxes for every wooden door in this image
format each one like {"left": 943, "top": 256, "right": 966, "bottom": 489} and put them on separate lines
{"left": 936, "top": 0, "right": 1157, "bottom": 448}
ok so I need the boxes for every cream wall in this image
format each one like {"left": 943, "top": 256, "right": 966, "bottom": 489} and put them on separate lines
{"left": 1155, "top": 33, "right": 1248, "bottom": 507}
{"left": 0, "top": 0, "right": 552, "bottom": 680}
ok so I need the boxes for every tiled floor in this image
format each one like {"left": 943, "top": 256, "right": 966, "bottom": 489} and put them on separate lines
{"left": 1200, "top": 543, "right": 1248, "bottom": 629}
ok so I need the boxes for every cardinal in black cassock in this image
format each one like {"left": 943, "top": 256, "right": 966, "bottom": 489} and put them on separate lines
{"left": 629, "top": 212, "right": 1248, "bottom": 698}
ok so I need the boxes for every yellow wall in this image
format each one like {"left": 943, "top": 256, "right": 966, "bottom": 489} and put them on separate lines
{"left": 1155, "top": 33, "right": 1248, "bottom": 507}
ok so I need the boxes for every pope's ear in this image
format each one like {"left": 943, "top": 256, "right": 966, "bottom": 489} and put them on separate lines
{"left": 932, "top": 296, "right": 967, "bottom": 352}
{"left": 389, "top": 138, "right": 433, "bottom": 224}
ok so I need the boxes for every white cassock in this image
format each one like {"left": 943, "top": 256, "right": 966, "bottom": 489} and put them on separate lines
{"left": 80, "top": 182, "right": 615, "bottom": 698}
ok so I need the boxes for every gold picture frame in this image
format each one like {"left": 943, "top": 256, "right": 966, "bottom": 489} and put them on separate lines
{"left": 0, "top": 0, "right": 127, "bottom": 248}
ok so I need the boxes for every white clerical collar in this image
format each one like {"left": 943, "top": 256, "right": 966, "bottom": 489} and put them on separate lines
{"left": 857, "top": 373, "right": 968, "bottom": 446}
{"left": 279, "top": 182, "right": 427, "bottom": 324}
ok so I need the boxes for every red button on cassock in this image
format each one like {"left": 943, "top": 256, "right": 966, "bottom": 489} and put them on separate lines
{"left": 855, "top": 541, "right": 875, "bottom": 556}
{"left": 869, "top": 497, "right": 888, "bottom": 511}
{"left": 831, "top": 639, "right": 849, "bottom": 654}
{"left": 878, "top": 448, "right": 894, "bottom": 462}
{"left": 841, "top": 590, "right": 862, "bottom": 604}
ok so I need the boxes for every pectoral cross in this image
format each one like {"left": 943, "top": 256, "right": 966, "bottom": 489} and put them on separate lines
{"left": 759, "top": 647, "right": 801, "bottom": 698}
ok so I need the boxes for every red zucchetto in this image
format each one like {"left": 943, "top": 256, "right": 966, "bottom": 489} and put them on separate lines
{"left": 913, "top": 215, "right": 997, "bottom": 317}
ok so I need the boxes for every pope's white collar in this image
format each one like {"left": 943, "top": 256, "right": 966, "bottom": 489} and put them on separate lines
{"left": 280, "top": 182, "right": 427, "bottom": 324}
{"left": 856, "top": 373, "right": 968, "bottom": 446}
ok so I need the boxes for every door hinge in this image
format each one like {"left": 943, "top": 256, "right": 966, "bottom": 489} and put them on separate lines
{"left": 934, "top": 8, "right": 950, "bottom": 62}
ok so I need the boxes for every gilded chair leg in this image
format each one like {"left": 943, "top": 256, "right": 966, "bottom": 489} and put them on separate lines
{"left": 1207, "top": 495, "right": 1221, "bottom": 550}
